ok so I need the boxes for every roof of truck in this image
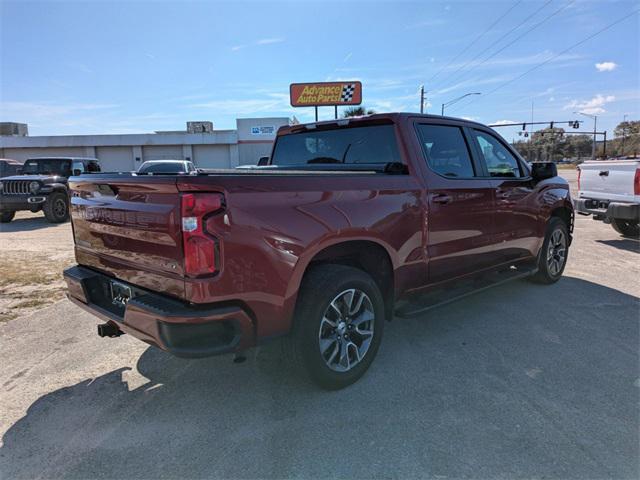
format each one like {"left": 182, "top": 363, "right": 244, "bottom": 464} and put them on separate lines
{"left": 280, "top": 112, "right": 489, "bottom": 135}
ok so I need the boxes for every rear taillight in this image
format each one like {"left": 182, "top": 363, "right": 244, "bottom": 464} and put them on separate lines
{"left": 577, "top": 167, "right": 581, "bottom": 192}
{"left": 634, "top": 168, "right": 640, "bottom": 196}
{"left": 181, "top": 193, "right": 224, "bottom": 277}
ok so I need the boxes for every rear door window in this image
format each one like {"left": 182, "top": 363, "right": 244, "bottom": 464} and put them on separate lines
{"left": 415, "top": 124, "right": 476, "bottom": 178}
{"left": 271, "top": 125, "right": 401, "bottom": 166}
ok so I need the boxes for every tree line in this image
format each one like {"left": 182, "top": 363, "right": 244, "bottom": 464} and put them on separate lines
{"left": 511, "top": 120, "right": 639, "bottom": 162}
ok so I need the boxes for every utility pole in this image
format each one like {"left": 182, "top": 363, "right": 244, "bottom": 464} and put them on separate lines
{"left": 575, "top": 111, "right": 597, "bottom": 159}
{"left": 420, "top": 85, "right": 425, "bottom": 114}
{"left": 441, "top": 92, "right": 481, "bottom": 116}
{"left": 622, "top": 114, "right": 628, "bottom": 155}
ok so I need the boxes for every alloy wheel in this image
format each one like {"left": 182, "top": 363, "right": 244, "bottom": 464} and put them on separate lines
{"left": 547, "top": 229, "right": 566, "bottom": 276}
{"left": 318, "top": 288, "right": 375, "bottom": 372}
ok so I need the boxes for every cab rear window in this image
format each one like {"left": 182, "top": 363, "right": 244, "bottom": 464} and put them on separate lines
{"left": 271, "top": 125, "right": 401, "bottom": 166}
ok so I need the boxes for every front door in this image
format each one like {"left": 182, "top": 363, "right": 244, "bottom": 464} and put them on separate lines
{"left": 469, "top": 128, "right": 539, "bottom": 262}
{"left": 414, "top": 122, "right": 498, "bottom": 284}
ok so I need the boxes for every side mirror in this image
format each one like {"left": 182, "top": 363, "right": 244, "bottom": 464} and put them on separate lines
{"left": 73, "top": 169, "right": 83, "bottom": 176}
{"left": 531, "top": 162, "right": 557, "bottom": 181}
{"left": 257, "top": 156, "right": 270, "bottom": 166}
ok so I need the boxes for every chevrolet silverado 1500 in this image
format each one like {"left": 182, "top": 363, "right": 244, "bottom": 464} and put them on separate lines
{"left": 64, "top": 113, "right": 574, "bottom": 389}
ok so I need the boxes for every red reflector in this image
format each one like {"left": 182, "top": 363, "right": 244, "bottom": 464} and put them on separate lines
{"left": 180, "top": 193, "right": 224, "bottom": 277}
{"left": 577, "top": 167, "right": 581, "bottom": 192}
{"left": 634, "top": 168, "right": 640, "bottom": 196}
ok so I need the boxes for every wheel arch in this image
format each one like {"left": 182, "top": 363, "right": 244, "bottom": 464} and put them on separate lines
{"left": 287, "top": 238, "right": 397, "bottom": 323}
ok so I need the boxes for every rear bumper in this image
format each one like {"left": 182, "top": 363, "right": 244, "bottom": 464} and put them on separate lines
{"left": 63, "top": 265, "right": 255, "bottom": 358}
{"left": 574, "top": 198, "right": 640, "bottom": 222}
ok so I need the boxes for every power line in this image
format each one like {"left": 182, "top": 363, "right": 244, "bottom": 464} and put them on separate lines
{"left": 439, "top": 0, "right": 575, "bottom": 91}
{"left": 430, "top": 0, "right": 553, "bottom": 91}
{"left": 426, "top": 0, "right": 523, "bottom": 85}
{"left": 447, "top": 8, "right": 640, "bottom": 115}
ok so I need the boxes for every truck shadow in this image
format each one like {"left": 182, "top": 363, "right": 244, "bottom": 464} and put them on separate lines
{"left": 596, "top": 238, "right": 640, "bottom": 254}
{"left": 2, "top": 277, "right": 639, "bottom": 479}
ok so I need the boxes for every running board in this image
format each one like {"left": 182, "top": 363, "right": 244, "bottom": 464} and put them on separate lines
{"left": 395, "top": 265, "right": 538, "bottom": 319}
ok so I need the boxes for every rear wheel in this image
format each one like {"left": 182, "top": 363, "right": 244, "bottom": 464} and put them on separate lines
{"left": 529, "top": 217, "right": 569, "bottom": 284}
{"left": 285, "top": 264, "right": 385, "bottom": 390}
{"left": 43, "top": 192, "right": 69, "bottom": 223}
{"left": 0, "top": 211, "right": 15, "bottom": 223}
{"left": 611, "top": 218, "right": 640, "bottom": 239}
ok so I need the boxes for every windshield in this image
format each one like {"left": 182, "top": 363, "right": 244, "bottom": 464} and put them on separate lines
{"left": 271, "top": 125, "right": 401, "bottom": 166}
{"left": 22, "top": 159, "right": 71, "bottom": 176}
{"left": 138, "top": 162, "right": 186, "bottom": 174}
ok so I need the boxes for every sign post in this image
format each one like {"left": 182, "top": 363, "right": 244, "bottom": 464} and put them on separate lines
{"left": 290, "top": 81, "right": 362, "bottom": 122}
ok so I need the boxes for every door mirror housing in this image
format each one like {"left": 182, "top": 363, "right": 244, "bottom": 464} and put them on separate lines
{"left": 531, "top": 162, "right": 557, "bottom": 182}
{"left": 73, "top": 168, "right": 83, "bottom": 176}
{"left": 257, "top": 156, "right": 270, "bottom": 166}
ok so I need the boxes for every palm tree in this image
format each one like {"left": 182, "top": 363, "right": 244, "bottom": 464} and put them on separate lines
{"left": 342, "top": 106, "right": 376, "bottom": 118}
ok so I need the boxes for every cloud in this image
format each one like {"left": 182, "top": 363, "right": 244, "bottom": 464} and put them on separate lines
{"left": 491, "top": 119, "right": 517, "bottom": 126}
{"left": 231, "top": 37, "right": 285, "bottom": 51}
{"left": 256, "top": 37, "right": 284, "bottom": 45}
{"left": 595, "top": 61, "right": 617, "bottom": 72}
{"left": 564, "top": 94, "right": 615, "bottom": 115}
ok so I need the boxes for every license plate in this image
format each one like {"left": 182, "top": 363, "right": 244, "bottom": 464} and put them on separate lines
{"left": 110, "top": 280, "right": 133, "bottom": 307}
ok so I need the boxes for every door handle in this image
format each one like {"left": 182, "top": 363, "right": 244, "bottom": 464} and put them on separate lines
{"left": 495, "top": 188, "right": 509, "bottom": 199}
{"left": 432, "top": 194, "right": 452, "bottom": 204}
{"left": 599, "top": 170, "right": 609, "bottom": 176}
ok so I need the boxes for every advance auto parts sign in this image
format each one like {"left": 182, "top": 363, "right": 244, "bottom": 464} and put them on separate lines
{"left": 290, "top": 81, "right": 362, "bottom": 107}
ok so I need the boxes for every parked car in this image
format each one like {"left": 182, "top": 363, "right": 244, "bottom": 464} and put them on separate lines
{"left": 0, "top": 157, "right": 100, "bottom": 223}
{"left": 575, "top": 159, "right": 640, "bottom": 238}
{"left": 0, "top": 158, "right": 22, "bottom": 178}
{"left": 137, "top": 159, "right": 196, "bottom": 175}
{"left": 63, "top": 113, "right": 574, "bottom": 389}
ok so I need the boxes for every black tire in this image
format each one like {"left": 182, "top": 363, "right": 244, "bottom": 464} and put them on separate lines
{"left": 611, "top": 218, "right": 640, "bottom": 238}
{"left": 529, "top": 217, "right": 569, "bottom": 284}
{"left": 43, "top": 191, "right": 69, "bottom": 223}
{"left": 285, "top": 264, "right": 385, "bottom": 390}
{"left": 0, "top": 211, "right": 15, "bottom": 223}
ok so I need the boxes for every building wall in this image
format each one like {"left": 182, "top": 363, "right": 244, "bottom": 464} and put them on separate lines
{"left": 142, "top": 145, "right": 183, "bottom": 161}
{"left": 96, "top": 146, "right": 134, "bottom": 172}
{"left": 1, "top": 147, "right": 86, "bottom": 162}
{"left": 192, "top": 145, "right": 232, "bottom": 168}
{"left": 0, "top": 118, "right": 289, "bottom": 171}
{"left": 236, "top": 117, "right": 288, "bottom": 165}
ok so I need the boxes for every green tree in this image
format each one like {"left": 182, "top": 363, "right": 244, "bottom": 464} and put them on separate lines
{"left": 342, "top": 106, "right": 375, "bottom": 118}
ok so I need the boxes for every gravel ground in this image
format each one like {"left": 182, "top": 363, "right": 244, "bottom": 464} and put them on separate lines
{"left": 1, "top": 169, "right": 638, "bottom": 479}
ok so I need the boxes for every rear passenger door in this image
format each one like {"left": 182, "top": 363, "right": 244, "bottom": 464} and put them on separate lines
{"left": 414, "top": 121, "right": 499, "bottom": 283}
{"left": 469, "top": 128, "right": 538, "bottom": 262}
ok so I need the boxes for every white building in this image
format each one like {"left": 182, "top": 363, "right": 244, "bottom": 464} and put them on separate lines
{"left": 0, "top": 117, "right": 288, "bottom": 171}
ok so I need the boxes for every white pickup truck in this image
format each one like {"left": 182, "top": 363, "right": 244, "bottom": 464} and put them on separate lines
{"left": 575, "top": 159, "right": 640, "bottom": 238}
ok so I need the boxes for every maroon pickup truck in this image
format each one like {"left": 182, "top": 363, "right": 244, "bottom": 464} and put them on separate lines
{"left": 64, "top": 113, "right": 573, "bottom": 389}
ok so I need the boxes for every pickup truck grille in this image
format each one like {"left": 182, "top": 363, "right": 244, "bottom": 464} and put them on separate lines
{"left": 2, "top": 180, "right": 30, "bottom": 195}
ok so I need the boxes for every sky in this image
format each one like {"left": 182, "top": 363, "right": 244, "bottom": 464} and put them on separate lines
{"left": 1, "top": 0, "right": 639, "bottom": 142}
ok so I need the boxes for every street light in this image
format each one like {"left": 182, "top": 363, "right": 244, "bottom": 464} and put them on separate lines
{"left": 574, "top": 111, "right": 597, "bottom": 159}
{"left": 441, "top": 92, "right": 481, "bottom": 116}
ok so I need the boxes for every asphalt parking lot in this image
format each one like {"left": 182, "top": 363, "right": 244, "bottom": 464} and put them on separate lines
{"left": 1, "top": 170, "right": 639, "bottom": 479}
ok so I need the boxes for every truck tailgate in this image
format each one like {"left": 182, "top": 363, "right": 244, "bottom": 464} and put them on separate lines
{"left": 579, "top": 160, "right": 640, "bottom": 202}
{"left": 69, "top": 175, "right": 186, "bottom": 300}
